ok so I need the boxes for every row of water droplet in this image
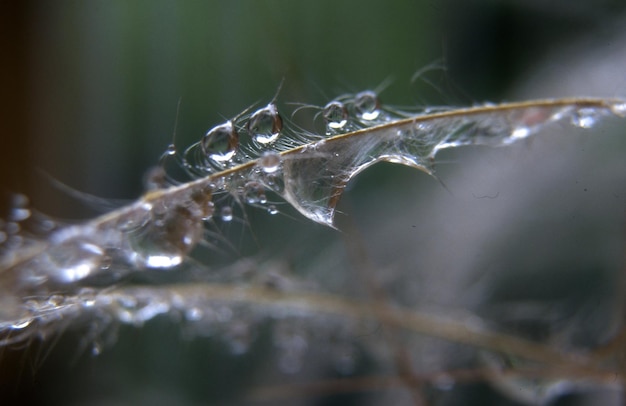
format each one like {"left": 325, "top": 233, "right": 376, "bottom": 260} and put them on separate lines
{"left": 182, "top": 90, "right": 395, "bottom": 174}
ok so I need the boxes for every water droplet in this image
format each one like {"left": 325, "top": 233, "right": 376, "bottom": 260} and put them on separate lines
{"left": 165, "top": 143, "right": 176, "bottom": 156}
{"left": 203, "top": 201, "right": 215, "bottom": 221}
{"left": 127, "top": 204, "right": 204, "bottom": 269}
{"left": 353, "top": 90, "right": 380, "bottom": 121}
{"left": 273, "top": 324, "right": 308, "bottom": 374}
{"left": 185, "top": 307, "right": 203, "bottom": 321}
{"left": 247, "top": 103, "right": 282, "bottom": 144}
{"left": 244, "top": 181, "right": 266, "bottom": 204}
{"left": 91, "top": 341, "right": 102, "bottom": 356}
{"left": 267, "top": 205, "right": 278, "bottom": 215}
{"left": 36, "top": 218, "right": 56, "bottom": 233}
{"left": 202, "top": 121, "right": 238, "bottom": 162}
{"left": 44, "top": 241, "right": 106, "bottom": 284}
{"left": 508, "top": 107, "right": 554, "bottom": 142}
{"left": 62, "top": 243, "right": 103, "bottom": 282}
{"left": 571, "top": 107, "right": 600, "bottom": 128}
{"left": 511, "top": 126, "right": 531, "bottom": 140}
{"left": 224, "top": 321, "right": 252, "bottom": 355}
{"left": 9, "top": 208, "right": 30, "bottom": 222}
{"left": 117, "top": 295, "right": 137, "bottom": 309}
{"left": 47, "top": 294, "right": 64, "bottom": 307}
{"left": 259, "top": 151, "right": 281, "bottom": 173}
{"left": 323, "top": 101, "right": 348, "bottom": 130}
{"left": 220, "top": 206, "right": 233, "bottom": 222}
{"left": 11, "top": 319, "right": 32, "bottom": 329}
{"left": 0, "top": 231, "right": 6, "bottom": 244}
{"left": 610, "top": 101, "right": 626, "bottom": 117}
{"left": 332, "top": 343, "right": 357, "bottom": 375}
{"left": 78, "top": 287, "right": 97, "bottom": 307}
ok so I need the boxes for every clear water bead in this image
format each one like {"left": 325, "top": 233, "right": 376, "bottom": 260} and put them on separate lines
{"left": 570, "top": 107, "right": 600, "bottom": 129}
{"left": 259, "top": 151, "right": 281, "bottom": 173}
{"left": 610, "top": 101, "right": 626, "bottom": 117}
{"left": 165, "top": 143, "right": 176, "bottom": 156}
{"left": 10, "top": 319, "right": 32, "bottom": 329}
{"left": 220, "top": 206, "right": 233, "bottom": 222}
{"left": 202, "top": 121, "right": 238, "bottom": 162}
{"left": 91, "top": 342, "right": 102, "bottom": 356}
{"left": 127, "top": 203, "right": 204, "bottom": 269}
{"left": 267, "top": 205, "right": 278, "bottom": 215}
{"left": 323, "top": 101, "right": 348, "bottom": 130}
{"left": 353, "top": 90, "right": 380, "bottom": 121}
{"left": 244, "top": 181, "right": 266, "bottom": 204}
{"left": 8, "top": 194, "right": 31, "bottom": 222}
{"left": 247, "top": 103, "right": 282, "bottom": 144}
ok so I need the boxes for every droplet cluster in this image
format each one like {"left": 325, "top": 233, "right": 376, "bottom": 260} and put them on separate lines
{"left": 0, "top": 194, "right": 58, "bottom": 272}
{"left": 184, "top": 102, "right": 284, "bottom": 175}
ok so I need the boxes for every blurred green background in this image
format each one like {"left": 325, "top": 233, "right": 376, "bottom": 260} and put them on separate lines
{"left": 4, "top": 0, "right": 624, "bottom": 213}
{"left": 2, "top": 1, "right": 626, "bottom": 404}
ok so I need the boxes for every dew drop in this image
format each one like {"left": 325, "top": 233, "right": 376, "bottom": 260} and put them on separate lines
{"left": 225, "top": 321, "right": 252, "bottom": 355}
{"left": 138, "top": 253, "right": 181, "bottom": 270}
{"left": 508, "top": 107, "right": 554, "bottom": 142}
{"left": 185, "top": 307, "right": 203, "bottom": 321}
{"left": 202, "top": 201, "right": 215, "bottom": 221}
{"left": 42, "top": 241, "right": 106, "bottom": 284}
{"left": 202, "top": 121, "right": 238, "bottom": 162}
{"left": 47, "top": 294, "right": 64, "bottom": 307}
{"left": 354, "top": 90, "right": 380, "bottom": 121}
{"left": 220, "top": 206, "right": 233, "bottom": 222}
{"left": 91, "top": 341, "right": 102, "bottom": 356}
{"left": 259, "top": 151, "right": 281, "bottom": 174}
{"left": 267, "top": 205, "right": 278, "bottom": 215}
{"left": 511, "top": 126, "right": 531, "bottom": 140}
{"left": 62, "top": 243, "right": 103, "bottom": 282}
{"left": 247, "top": 103, "right": 282, "bottom": 144}
{"left": 273, "top": 323, "right": 308, "bottom": 374}
{"left": 244, "top": 181, "right": 266, "bottom": 204}
{"left": 78, "top": 287, "right": 97, "bottom": 307}
{"left": 323, "top": 101, "right": 348, "bottom": 130}
{"left": 570, "top": 107, "right": 600, "bottom": 128}
{"left": 10, "top": 319, "right": 31, "bottom": 329}
{"left": 332, "top": 343, "right": 357, "bottom": 375}
{"left": 610, "top": 101, "right": 626, "bottom": 117}
{"left": 9, "top": 208, "right": 30, "bottom": 222}
{"left": 165, "top": 143, "right": 176, "bottom": 156}
{"left": 127, "top": 203, "right": 204, "bottom": 269}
